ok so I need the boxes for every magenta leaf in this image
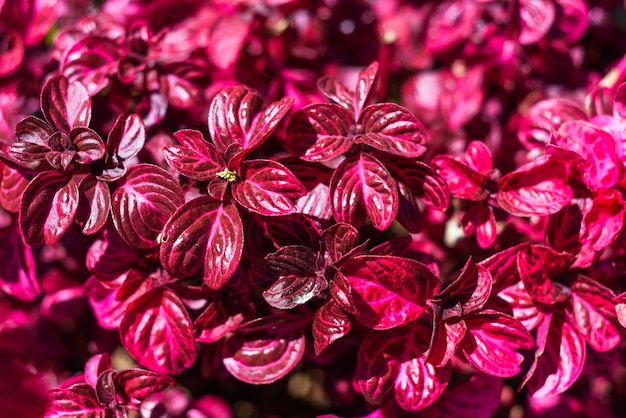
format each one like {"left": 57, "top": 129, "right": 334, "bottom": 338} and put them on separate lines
{"left": 569, "top": 276, "right": 620, "bottom": 352}
{"left": 432, "top": 155, "right": 489, "bottom": 201}
{"left": 208, "top": 86, "right": 292, "bottom": 154}
{"left": 356, "top": 103, "right": 427, "bottom": 158}
{"left": 497, "top": 157, "right": 572, "bottom": 217}
{"left": 356, "top": 324, "right": 451, "bottom": 410}
{"left": 524, "top": 314, "right": 586, "bottom": 398}
{"left": 160, "top": 198, "right": 243, "bottom": 289}
{"left": 321, "top": 222, "right": 359, "bottom": 262}
{"left": 462, "top": 202, "right": 497, "bottom": 248}
{"left": 437, "top": 258, "right": 492, "bottom": 315}
{"left": 0, "top": 223, "right": 39, "bottom": 301}
{"left": 330, "top": 153, "right": 398, "bottom": 231}
{"left": 518, "top": 99, "right": 586, "bottom": 148}
{"left": 194, "top": 296, "right": 249, "bottom": 343}
{"left": 580, "top": 189, "right": 626, "bottom": 251}
{"left": 231, "top": 160, "right": 306, "bottom": 216}
{"left": 518, "top": 0, "right": 556, "bottom": 45}
{"left": 61, "top": 37, "right": 120, "bottom": 96}
{"left": 206, "top": 13, "right": 252, "bottom": 70}
{"left": 432, "top": 372, "right": 503, "bottom": 418}
{"left": 222, "top": 315, "right": 306, "bottom": 384}
{"left": 317, "top": 77, "right": 355, "bottom": 114}
{"left": 70, "top": 128, "right": 105, "bottom": 164}
{"left": 106, "top": 114, "right": 146, "bottom": 161}
{"left": 616, "top": 291, "right": 626, "bottom": 329}
{"left": 40, "top": 75, "right": 91, "bottom": 133}
{"left": 85, "top": 276, "right": 149, "bottom": 330}
{"left": 344, "top": 255, "right": 440, "bottom": 329}
{"left": 77, "top": 176, "right": 111, "bottom": 235}
{"left": 285, "top": 104, "right": 353, "bottom": 162}
{"left": 47, "top": 384, "right": 104, "bottom": 418}
{"left": 479, "top": 243, "right": 528, "bottom": 292}
{"left": 461, "top": 310, "right": 534, "bottom": 377}
{"left": 111, "top": 164, "right": 184, "bottom": 249}
{"left": 19, "top": 171, "right": 79, "bottom": 246}
{"left": 517, "top": 244, "right": 574, "bottom": 304}
{"left": 84, "top": 354, "right": 112, "bottom": 388}
{"left": 164, "top": 129, "right": 223, "bottom": 181}
{"left": 426, "top": 318, "right": 466, "bottom": 367}
{"left": 263, "top": 274, "right": 327, "bottom": 310}
{"left": 312, "top": 300, "right": 351, "bottom": 355}
{"left": 120, "top": 288, "right": 197, "bottom": 375}
{"left": 0, "top": 164, "right": 29, "bottom": 212}
{"left": 113, "top": 369, "right": 175, "bottom": 402}
{"left": 354, "top": 62, "right": 379, "bottom": 114}
{"left": 384, "top": 157, "right": 450, "bottom": 211}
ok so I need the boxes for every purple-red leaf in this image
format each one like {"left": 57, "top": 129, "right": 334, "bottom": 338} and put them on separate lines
{"left": 0, "top": 223, "right": 39, "bottom": 301}
{"left": 160, "top": 198, "right": 243, "bottom": 289}
{"left": 46, "top": 384, "right": 104, "bottom": 418}
{"left": 497, "top": 157, "right": 572, "bottom": 217}
{"left": 77, "top": 176, "right": 110, "bottom": 235}
{"left": 517, "top": 245, "right": 574, "bottom": 304}
{"left": 19, "top": 171, "right": 79, "bottom": 246}
{"left": 461, "top": 310, "right": 534, "bottom": 377}
{"left": 285, "top": 104, "right": 353, "bottom": 162}
{"left": 321, "top": 222, "right": 360, "bottom": 262}
{"left": 164, "top": 129, "right": 223, "bottom": 181}
{"left": 120, "top": 288, "right": 197, "bottom": 375}
{"left": 232, "top": 160, "right": 305, "bottom": 216}
{"left": 263, "top": 274, "right": 327, "bottom": 310}
{"left": 111, "top": 164, "right": 184, "bottom": 249}
{"left": 40, "top": 75, "right": 91, "bottom": 132}
{"left": 356, "top": 103, "right": 427, "bottom": 158}
{"left": 106, "top": 114, "right": 146, "bottom": 161}
{"left": 0, "top": 164, "right": 30, "bottom": 212}
{"left": 222, "top": 315, "right": 306, "bottom": 384}
{"left": 312, "top": 300, "right": 351, "bottom": 355}
{"left": 344, "top": 255, "right": 440, "bottom": 329}
{"left": 330, "top": 153, "right": 398, "bottom": 231}
{"left": 114, "top": 368, "right": 175, "bottom": 402}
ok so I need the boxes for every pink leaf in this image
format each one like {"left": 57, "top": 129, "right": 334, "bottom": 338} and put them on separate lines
{"left": 432, "top": 155, "right": 489, "bottom": 201}
{"left": 344, "top": 255, "right": 440, "bottom": 329}
{"left": 437, "top": 258, "right": 492, "bottom": 315}
{"left": 497, "top": 157, "right": 572, "bottom": 217}
{"left": 40, "top": 75, "right": 91, "bottom": 132}
{"left": 0, "top": 223, "right": 39, "bottom": 301}
{"left": 222, "top": 315, "right": 306, "bottom": 384}
{"left": 120, "top": 288, "right": 197, "bottom": 375}
{"left": 207, "top": 13, "right": 252, "bottom": 70}
{"left": 461, "top": 310, "right": 534, "bottom": 377}
{"left": 524, "top": 314, "right": 586, "bottom": 398}
{"left": 160, "top": 198, "right": 243, "bottom": 290}
{"left": 580, "top": 190, "right": 626, "bottom": 251}
{"left": 232, "top": 159, "right": 306, "bottom": 216}
{"left": 317, "top": 77, "right": 355, "bottom": 114}
{"left": 46, "top": 384, "right": 104, "bottom": 418}
{"left": 330, "top": 153, "right": 398, "bottom": 231}
{"left": 106, "top": 114, "right": 146, "bottom": 161}
{"left": 111, "top": 164, "right": 184, "bottom": 249}
{"left": 517, "top": 244, "right": 574, "bottom": 304}
{"left": 285, "top": 104, "right": 353, "bottom": 162}
{"left": 462, "top": 202, "right": 497, "bottom": 248}
{"left": 0, "top": 164, "right": 29, "bottom": 213}
{"left": 84, "top": 354, "right": 112, "bottom": 388}
{"left": 354, "top": 62, "right": 379, "bottom": 115}
{"left": 356, "top": 103, "right": 427, "bottom": 158}
{"left": 312, "top": 300, "right": 351, "bottom": 355}
{"left": 518, "top": 0, "right": 556, "bottom": 45}
{"left": 164, "top": 129, "right": 224, "bottom": 181}
{"left": 114, "top": 368, "right": 175, "bottom": 402}
{"left": 19, "top": 171, "right": 79, "bottom": 246}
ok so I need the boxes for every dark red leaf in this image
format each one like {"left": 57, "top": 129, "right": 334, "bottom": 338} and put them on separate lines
{"left": 114, "top": 368, "right": 175, "bottom": 402}
{"left": 77, "top": 176, "right": 111, "bottom": 235}
{"left": 19, "top": 171, "right": 79, "bottom": 246}
{"left": 312, "top": 300, "right": 351, "bottom": 355}
{"left": 263, "top": 274, "right": 327, "bottom": 310}
{"left": 330, "top": 153, "right": 398, "bottom": 231}
{"left": 222, "top": 315, "right": 306, "bottom": 384}
{"left": 284, "top": 104, "right": 353, "bottom": 162}
{"left": 321, "top": 222, "right": 360, "bottom": 263}
{"left": 0, "top": 223, "right": 39, "bottom": 301}
{"left": 120, "top": 288, "right": 197, "bottom": 375}
{"left": 41, "top": 75, "right": 91, "bottom": 132}
{"left": 160, "top": 198, "right": 243, "bottom": 289}
{"left": 111, "top": 164, "right": 184, "bottom": 249}
{"left": 106, "top": 114, "right": 146, "bottom": 161}
{"left": 356, "top": 103, "right": 427, "bottom": 158}
{"left": 164, "top": 129, "right": 223, "bottom": 181}
{"left": 232, "top": 160, "right": 306, "bottom": 216}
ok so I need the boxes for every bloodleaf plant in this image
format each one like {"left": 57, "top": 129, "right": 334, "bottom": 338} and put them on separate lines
{"left": 285, "top": 62, "right": 450, "bottom": 232}
{"left": 161, "top": 85, "right": 306, "bottom": 290}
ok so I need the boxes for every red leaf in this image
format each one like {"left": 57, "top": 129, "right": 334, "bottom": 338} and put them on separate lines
{"left": 357, "top": 103, "right": 427, "bottom": 158}
{"left": 232, "top": 160, "right": 306, "bottom": 216}
{"left": 40, "top": 75, "right": 91, "bottom": 132}
{"left": 222, "top": 315, "right": 306, "bottom": 384}
{"left": 517, "top": 244, "right": 574, "bottom": 304}
{"left": 497, "top": 157, "right": 572, "bottom": 217}
{"left": 317, "top": 77, "right": 355, "bottom": 114}
{"left": 77, "top": 176, "right": 111, "bottom": 235}
{"left": 354, "top": 62, "right": 379, "bottom": 116}
{"left": 461, "top": 310, "right": 534, "bottom": 377}
{"left": 312, "top": 300, "right": 351, "bottom": 355}
{"left": 330, "top": 153, "right": 398, "bottom": 231}
{"left": 106, "top": 114, "right": 146, "bottom": 161}
{"left": 344, "top": 255, "right": 440, "bottom": 329}
{"left": 523, "top": 313, "right": 586, "bottom": 397}
{"left": 47, "top": 384, "right": 104, "bottom": 418}
{"left": 569, "top": 276, "right": 620, "bottom": 352}
{"left": 164, "top": 129, "right": 224, "bottom": 181}
{"left": 462, "top": 202, "right": 497, "bottom": 248}
{"left": 0, "top": 223, "right": 39, "bottom": 301}
{"left": 285, "top": 104, "right": 353, "bottom": 162}
{"left": 114, "top": 368, "right": 175, "bottom": 402}
{"left": 120, "top": 288, "right": 197, "bottom": 375}
{"left": 437, "top": 258, "right": 492, "bottom": 315}
{"left": 160, "top": 198, "right": 243, "bottom": 289}
{"left": 479, "top": 243, "right": 528, "bottom": 293}
{"left": 19, "top": 171, "right": 79, "bottom": 246}
{"left": 432, "top": 155, "right": 489, "bottom": 201}
{"left": 111, "top": 164, "right": 184, "bottom": 249}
